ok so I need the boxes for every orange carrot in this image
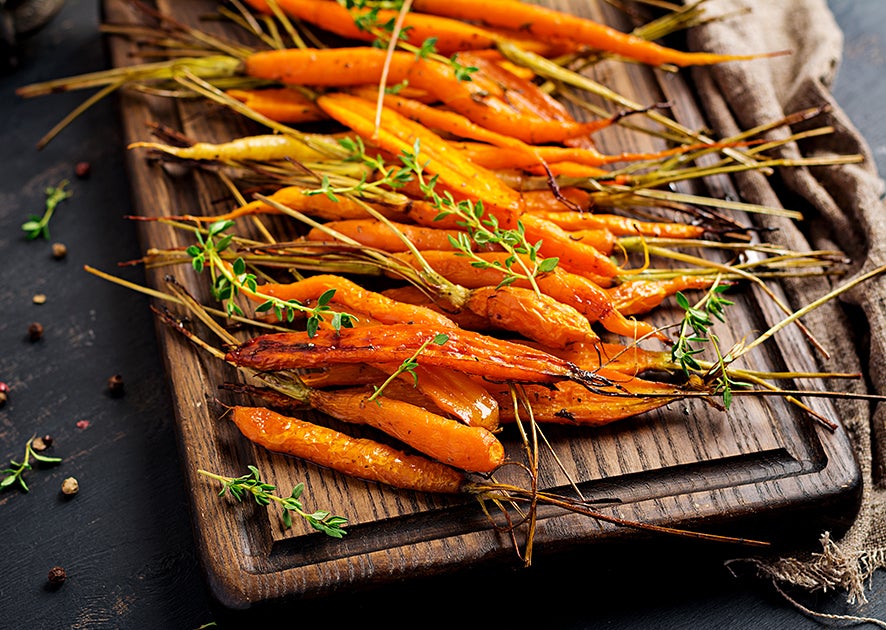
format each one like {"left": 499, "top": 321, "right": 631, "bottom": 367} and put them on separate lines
{"left": 487, "top": 377, "right": 684, "bottom": 425}
{"left": 393, "top": 250, "right": 669, "bottom": 342}
{"left": 244, "top": 0, "right": 507, "bottom": 56}
{"left": 230, "top": 405, "right": 467, "bottom": 493}
{"left": 305, "top": 219, "right": 478, "bottom": 253}
{"left": 529, "top": 210, "right": 706, "bottom": 239}
{"left": 607, "top": 276, "right": 719, "bottom": 317}
{"left": 306, "top": 388, "right": 505, "bottom": 473}
{"left": 463, "top": 285, "right": 598, "bottom": 348}
{"left": 226, "top": 323, "right": 615, "bottom": 389}
{"left": 226, "top": 87, "right": 327, "bottom": 124}
{"left": 255, "top": 273, "right": 460, "bottom": 329}
{"left": 245, "top": 48, "right": 618, "bottom": 144}
{"left": 519, "top": 339, "right": 674, "bottom": 376}
{"left": 411, "top": 0, "right": 782, "bottom": 67}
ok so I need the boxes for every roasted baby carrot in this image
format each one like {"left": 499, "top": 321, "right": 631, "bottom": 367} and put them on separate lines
{"left": 411, "top": 0, "right": 781, "bottom": 67}
{"left": 529, "top": 210, "right": 706, "bottom": 239}
{"left": 226, "top": 323, "right": 614, "bottom": 389}
{"left": 393, "top": 250, "right": 668, "bottom": 342}
{"left": 463, "top": 285, "right": 598, "bottom": 348}
{"left": 230, "top": 405, "right": 467, "bottom": 493}
{"left": 607, "top": 276, "right": 719, "bottom": 317}
{"left": 244, "top": 0, "right": 504, "bottom": 55}
{"left": 226, "top": 87, "right": 327, "bottom": 124}
{"left": 487, "top": 377, "right": 684, "bottom": 425}
{"left": 305, "top": 219, "right": 478, "bottom": 253}
{"left": 307, "top": 388, "right": 504, "bottom": 473}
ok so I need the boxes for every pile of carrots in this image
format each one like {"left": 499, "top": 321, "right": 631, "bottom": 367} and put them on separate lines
{"left": 20, "top": 0, "right": 857, "bottom": 523}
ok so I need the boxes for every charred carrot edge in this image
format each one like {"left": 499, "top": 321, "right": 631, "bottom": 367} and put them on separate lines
{"left": 411, "top": 0, "right": 785, "bottom": 67}
{"left": 225, "top": 323, "right": 615, "bottom": 389}
{"left": 230, "top": 405, "right": 467, "bottom": 493}
{"left": 307, "top": 388, "right": 505, "bottom": 473}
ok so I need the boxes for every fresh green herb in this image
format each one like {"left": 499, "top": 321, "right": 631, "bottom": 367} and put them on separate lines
{"left": 198, "top": 466, "right": 348, "bottom": 537}
{"left": 368, "top": 332, "right": 449, "bottom": 402}
{"left": 21, "top": 180, "right": 72, "bottom": 240}
{"left": 186, "top": 220, "right": 357, "bottom": 335}
{"left": 671, "top": 283, "right": 740, "bottom": 408}
{"left": 1, "top": 436, "right": 63, "bottom": 492}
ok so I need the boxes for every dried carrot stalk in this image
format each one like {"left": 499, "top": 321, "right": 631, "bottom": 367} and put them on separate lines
{"left": 230, "top": 405, "right": 467, "bottom": 493}
{"left": 411, "top": 0, "right": 782, "bottom": 67}
{"left": 306, "top": 388, "right": 505, "bottom": 473}
{"left": 226, "top": 324, "right": 614, "bottom": 389}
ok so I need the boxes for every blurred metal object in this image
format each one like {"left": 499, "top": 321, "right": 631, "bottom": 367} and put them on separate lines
{"left": 1, "top": 0, "right": 66, "bottom": 72}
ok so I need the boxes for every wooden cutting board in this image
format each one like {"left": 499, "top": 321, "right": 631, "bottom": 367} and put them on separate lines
{"left": 101, "top": 0, "right": 861, "bottom": 612}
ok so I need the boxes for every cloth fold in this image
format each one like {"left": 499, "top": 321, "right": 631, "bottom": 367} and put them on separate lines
{"left": 686, "top": 0, "right": 886, "bottom": 609}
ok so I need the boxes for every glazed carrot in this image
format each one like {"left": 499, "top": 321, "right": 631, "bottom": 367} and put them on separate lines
{"left": 398, "top": 364, "right": 501, "bottom": 431}
{"left": 463, "top": 285, "right": 599, "bottom": 348}
{"left": 487, "top": 377, "right": 684, "bottom": 425}
{"left": 306, "top": 388, "right": 504, "bottom": 473}
{"left": 255, "top": 274, "right": 460, "bottom": 329}
{"left": 226, "top": 87, "right": 327, "bottom": 124}
{"left": 381, "top": 285, "right": 495, "bottom": 331}
{"left": 226, "top": 324, "right": 614, "bottom": 389}
{"left": 305, "top": 219, "right": 477, "bottom": 253}
{"left": 567, "top": 229, "right": 618, "bottom": 256}
{"left": 246, "top": 48, "right": 618, "bottom": 144}
{"left": 529, "top": 210, "right": 706, "bottom": 240}
{"left": 243, "top": 0, "right": 505, "bottom": 56}
{"left": 520, "top": 339, "right": 674, "bottom": 376}
{"left": 316, "top": 92, "right": 627, "bottom": 283}
{"left": 411, "top": 0, "right": 781, "bottom": 67}
{"left": 521, "top": 188, "right": 593, "bottom": 213}
{"left": 296, "top": 361, "right": 499, "bottom": 431}
{"left": 607, "top": 276, "right": 719, "bottom": 317}
{"left": 393, "top": 250, "right": 669, "bottom": 342}
{"left": 230, "top": 405, "right": 467, "bottom": 493}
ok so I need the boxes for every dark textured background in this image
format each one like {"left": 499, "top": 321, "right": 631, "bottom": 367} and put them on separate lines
{"left": 0, "top": 1, "right": 883, "bottom": 627}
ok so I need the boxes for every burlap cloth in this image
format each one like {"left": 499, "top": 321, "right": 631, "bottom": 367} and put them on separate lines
{"left": 683, "top": 0, "right": 886, "bottom": 620}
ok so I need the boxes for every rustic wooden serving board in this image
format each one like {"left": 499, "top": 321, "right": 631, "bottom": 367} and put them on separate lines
{"left": 102, "top": 0, "right": 861, "bottom": 612}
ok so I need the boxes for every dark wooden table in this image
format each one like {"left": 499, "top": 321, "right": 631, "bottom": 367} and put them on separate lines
{"left": 1, "top": 1, "right": 883, "bottom": 628}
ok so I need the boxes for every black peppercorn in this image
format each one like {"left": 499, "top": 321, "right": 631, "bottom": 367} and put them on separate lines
{"left": 107, "top": 373, "right": 125, "bottom": 397}
{"left": 28, "top": 322, "right": 44, "bottom": 342}
{"left": 47, "top": 566, "right": 66, "bottom": 586}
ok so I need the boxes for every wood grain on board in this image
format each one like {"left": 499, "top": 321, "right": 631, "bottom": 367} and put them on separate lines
{"left": 101, "top": 0, "right": 861, "bottom": 611}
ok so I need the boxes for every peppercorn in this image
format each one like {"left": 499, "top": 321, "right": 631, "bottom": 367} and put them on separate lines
{"left": 61, "top": 477, "right": 79, "bottom": 496}
{"left": 51, "top": 242, "right": 68, "bottom": 259}
{"left": 107, "top": 373, "right": 125, "bottom": 398}
{"left": 75, "top": 161, "right": 91, "bottom": 179}
{"left": 32, "top": 434, "right": 53, "bottom": 451}
{"left": 28, "top": 322, "right": 44, "bottom": 342}
{"left": 47, "top": 566, "right": 66, "bottom": 586}
{"left": 0, "top": 382, "right": 8, "bottom": 407}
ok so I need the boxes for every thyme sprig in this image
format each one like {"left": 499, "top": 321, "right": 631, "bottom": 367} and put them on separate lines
{"left": 1, "top": 436, "right": 63, "bottom": 492}
{"left": 199, "top": 466, "right": 348, "bottom": 536}
{"left": 670, "top": 283, "right": 744, "bottom": 408}
{"left": 187, "top": 219, "right": 357, "bottom": 335}
{"left": 368, "top": 332, "right": 449, "bottom": 402}
{"left": 325, "top": 138, "right": 558, "bottom": 292}
{"left": 21, "top": 180, "right": 72, "bottom": 240}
